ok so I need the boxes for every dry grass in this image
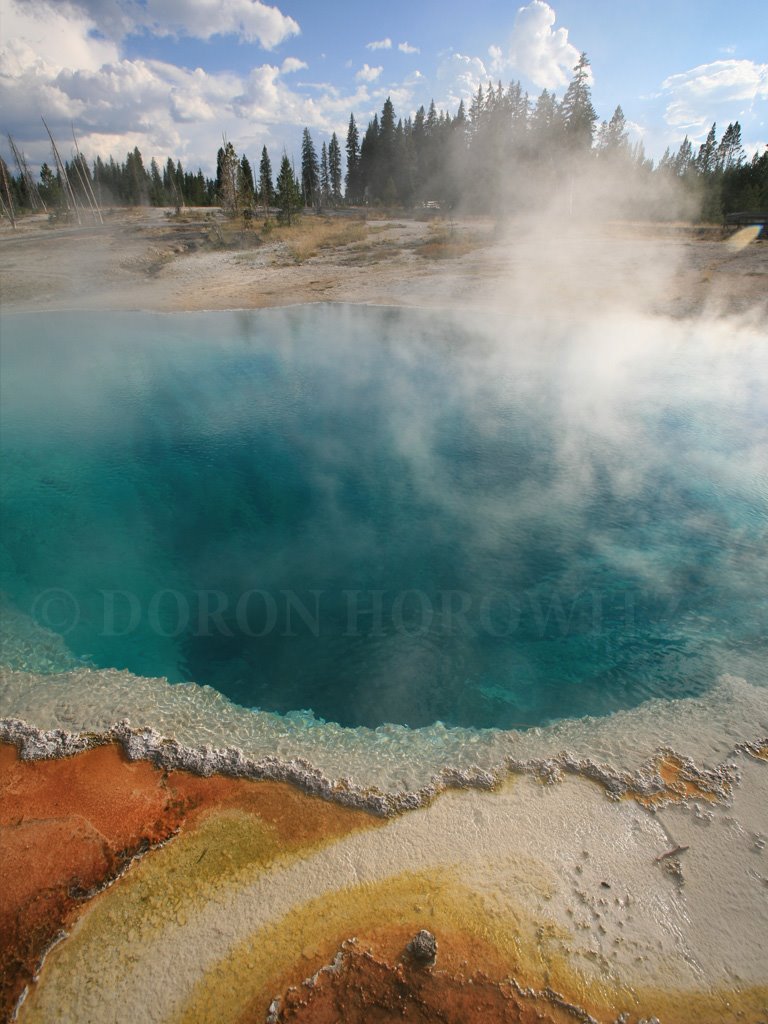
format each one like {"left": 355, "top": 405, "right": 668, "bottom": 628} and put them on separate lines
{"left": 340, "top": 238, "right": 404, "bottom": 265}
{"left": 204, "top": 217, "right": 262, "bottom": 249}
{"left": 273, "top": 217, "right": 368, "bottom": 262}
{"left": 414, "top": 222, "right": 485, "bottom": 260}
{"left": 200, "top": 212, "right": 485, "bottom": 263}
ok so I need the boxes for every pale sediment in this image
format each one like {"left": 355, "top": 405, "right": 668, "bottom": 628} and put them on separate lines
{"left": 1, "top": 664, "right": 766, "bottom": 813}
{"left": 0, "top": 712, "right": 750, "bottom": 816}
{"left": 9, "top": 746, "right": 768, "bottom": 1024}
{"left": 2, "top": 670, "right": 767, "bottom": 1023}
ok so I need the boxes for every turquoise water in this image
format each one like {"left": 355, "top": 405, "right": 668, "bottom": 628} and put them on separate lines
{"left": 1, "top": 307, "right": 766, "bottom": 729}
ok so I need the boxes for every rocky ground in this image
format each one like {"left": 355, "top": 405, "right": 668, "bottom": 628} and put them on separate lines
{"left": 1, "top": 206, "right": 766, "bottom": 321}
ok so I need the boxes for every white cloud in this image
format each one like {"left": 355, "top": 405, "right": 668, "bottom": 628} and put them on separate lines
{"left": 436, "top": 52, "right": 488, "bottom": 109}
{"left": 280, "top": 57, "right": 308, "bottom": 74}
{"left": 0, "top": 0, "right": 119, "bottom": 72}
{"left": 488, "top": 44, "right": 503, "bottom": 69}
{"left": 661, "top": 59, "right": 768, "bottom": 137}
{"left": 398, "top": 42, "right": 420, "bottom": 55}
{"left": 626, "top": 119, "right": 645, "bottom": 140}
{"left": 0, "top": 0, "right": 370, "bottom": 173}
{"left": 356, "top": 63, "right": 383, "bottom": 82}
{"left": 662, "top": 59, "right": 768, "bottom": 105}
{"left": 145, "top": 0, "right": 299, "bottom": 46}
{"left": 366, "top": 38, "right": 392, "bottom": 51}
{"left": 21, "top": 0, "right": 300, "bottom": 48}
{"left": 490, "top": 0, "right": 580, "bottom": 92}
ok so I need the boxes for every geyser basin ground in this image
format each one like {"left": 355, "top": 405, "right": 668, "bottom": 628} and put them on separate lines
{"left": 1, "top": 306, "right": 766, "bottom": 733}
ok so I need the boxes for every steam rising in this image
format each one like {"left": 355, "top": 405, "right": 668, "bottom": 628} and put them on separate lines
{"left": 1, "top": 285, "right": 766, "bottom": 732}
{"left": 1, "top": 119, "right": 766, "bottom": 759}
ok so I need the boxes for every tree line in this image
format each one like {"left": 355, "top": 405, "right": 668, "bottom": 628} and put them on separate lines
{"left": 2, "top": 53, "right": 766, "bottom": 223}
{"left": 335, "top": 53, "right": 765, "bottom": 219}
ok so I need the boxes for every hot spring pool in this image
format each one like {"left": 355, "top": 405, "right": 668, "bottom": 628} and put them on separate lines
{"left": 1, "top": 306, "right": 766, "bottom": 732}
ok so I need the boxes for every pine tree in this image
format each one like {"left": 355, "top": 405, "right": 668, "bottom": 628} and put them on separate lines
{"left": 375, "top": 96, "right": 398, "bottom": 202}
{"left": 300, "top": 127, "right": 319, "bottom": 208}
{"left": 185, "top": 169, "right": 205, "bottom": 206}
{"left": 239, "top": 155, "right": 255, "bottom": 207}
{"left": 345, "top": 114, "right": 361, "bottom": 203}
{"left": 164, "top": 157, "right": 176, "bottom": 203}
{"left": 328, "top": 132, "right": 343, "bottom": 205}
{"left": 427, "top": 103, "right": 453, "bottom": 202}
{"left": 696, "top": 123, "right": 717, "bottom": 175}
{"left": 695, "top": 123, "right": 724, "bottom": 220}
{"left": 214, "top": 147, "right": 224, "bottom": 198}
{"left": 91, "top": 156, "right": 106, "bottom": 204}
{"left": 175, "top": 160, "right": 185, "bottom": 204}
{"left": 217, "top": 140, "right": 240, "bottom": 213}
{"left": 454, "top": 99, "right": 467, "bottom": 133}
{"left": 275, "top": 152, "right": 302, "bottom": 223}
{"left": 149, "top": 158, "right": 164, "bottom": 206}
{"left": 507, "top": 81, "right": 529, "bottom": 135}
{"left": 443, "top": 104, "right": 469, "bottom": 208}
{"left": 561, "top": 53, "right": 597, "bottom": 151}
{"left": 259, "top": 146, "right": 274, "bottom": 212}
{"left": 673, "top": 136, "right": 695, "bottom": 177}
{"left": 125, "top": 147, "right": 148, "bottom": 204}
{"left": 38, "top": 162, "right": 60, "bottom": 207}
{"left": 319, "top": 142, "right": 330, "bottom": 208}
{"left": 101, "top": 156, "right": 118, "bottom": 201}
{"left": 717, "top": 122, "right": 745, "bottom": 172}
{"left": 604, "top": 105, "right": 628, "bottom": 152}
{"left": 468, "top": 86, "right": 484, "bottom": 142}
{"left": 531, "top": 90, "right": 558, "bottom": 135}
{"left": 657, "top": 147, "right": 674, "bottom": 174}
{"left": 411, "top": 105, "right": 427, "bottom": 196}
{"left": 425, "top": 99, "right": 438, "bottom": 138}
{"left": 597, "top": 105, "right": 630, "bottom": 168}
{"left": 358, "top": 115, "right": 379, "bottom": 202}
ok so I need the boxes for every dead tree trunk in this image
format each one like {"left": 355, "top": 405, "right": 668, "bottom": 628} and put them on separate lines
{"left": 8, "top": 134, "right": 46, "bottom": 212}
{"left": 0, "top": 157, "right": 16, "bottom": 228}
{"left": 71, "top": 125, "right": 103, "bottom": 224}
{"left": 42, "top": 116, "right": 81, "bottom": 224}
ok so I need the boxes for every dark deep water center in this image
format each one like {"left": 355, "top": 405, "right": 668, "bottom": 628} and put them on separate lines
{"left": 1, "top": 306, "right": 766, "bottom": 729}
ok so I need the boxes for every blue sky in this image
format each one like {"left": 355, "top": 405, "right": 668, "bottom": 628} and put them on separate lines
{"left": 1, "top": 0, "right": 766, "bottom": 176}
